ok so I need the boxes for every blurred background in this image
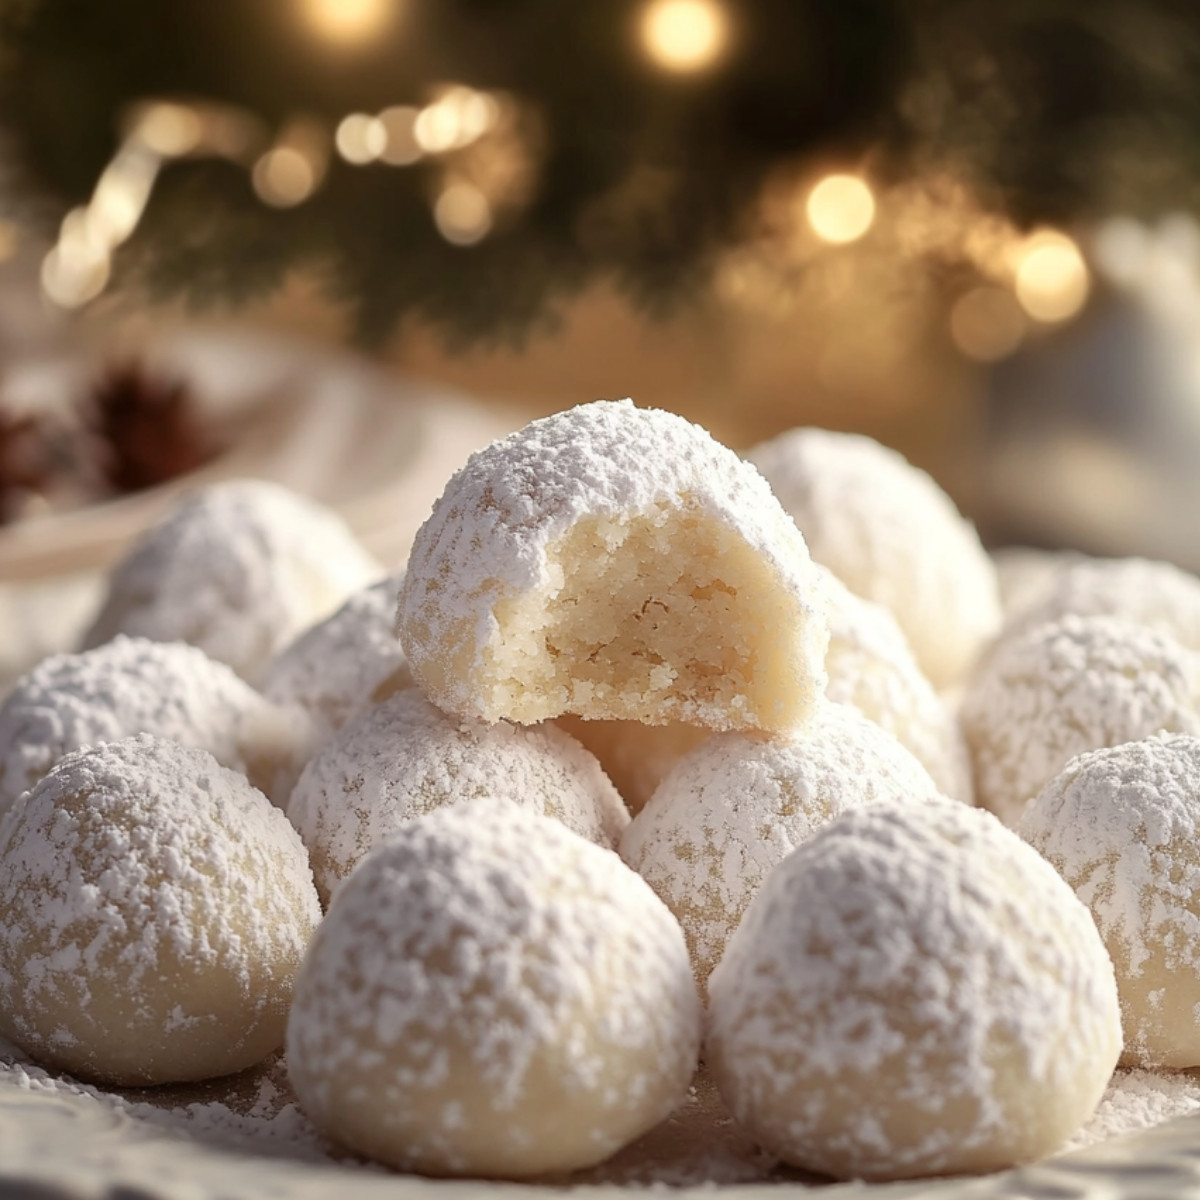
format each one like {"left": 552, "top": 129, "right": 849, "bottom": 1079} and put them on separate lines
{"left": 2, "top": 0, "right": 1200, "bottom": 658}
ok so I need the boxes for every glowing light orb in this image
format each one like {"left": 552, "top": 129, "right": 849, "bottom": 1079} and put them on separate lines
{"left": 301, "top": 0, "right": 394, "bottom": 45}
{"left": 640, "top": 0, "right": 730, "bottom": 74}
{"left": 379, "top": 106, "right": 422, "bottom": 165}
{"left": 434, "top": 183, "right": 492, "bottom": 245}
{"left": 949, "top": 287, "right": 1026, "bottom": 361}
{"left": 336, "top": 114, "right": 387, "bottom": 164}
{"left": 806, "top": 175, "right": 876, "bottom": 244}
{"left": 252, "top": 148, "right": 317, "bottom": 208}
{"left": 1014, "top": 232, "right": 1089, "bottom": 322}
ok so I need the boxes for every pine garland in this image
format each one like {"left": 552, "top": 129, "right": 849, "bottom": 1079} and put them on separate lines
{"left": 2, "top": 0, "right": 1200, "bottom": 343}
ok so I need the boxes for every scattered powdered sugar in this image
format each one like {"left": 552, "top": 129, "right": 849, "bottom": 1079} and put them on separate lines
{"left": 0, "top": 635, "right": 305, "bottom": 814}
{"left": 286, "top": 686, "right": 629, "bottom": 904}
{"left": 620, "top": 700, "right": 941, "bottom": 988}
{"left": 286, "top": 801, "right": 701, "bottom": 1177}
{"left": 0, "top": 735, "right": 321, "bottom": 1085}
{"left": 82, "top": 479, "right": 382, "bottom": 682}
{"left": 747, "top": 426, "right": 1001, "bottom": 690}
{"left": 1, "top": 1031, "right": 1198, "bottom": 1186}
{"left": 706, "top": 797, "right": 1122, "bottom": 1180}
{"left": 397, "top": 399, "right": 826, "bottom": 722}
{"left": 961, "top": 615, "right": 1200, "bottom": 827}
{"left": 0, "top": 1041, "right": 341, "bottom": 1164}
{"left": 261, "top": 572, "right": 411, "bottom": 743}
{"left": 1066, "top": 1068, "right": 1200, "bottom": 1151}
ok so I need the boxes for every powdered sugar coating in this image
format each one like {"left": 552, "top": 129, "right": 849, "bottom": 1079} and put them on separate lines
{"left": 0, "top": 635, "right": 307, "bottom": 814}
{"left": 998, "top": 555, "right": 1200, "bottom": 654}
{"left": 83, "top": 479, "right": 382, "bottom": 682}
{"left": 748, "top": 427, "right": 1001, "bottom": 689}
{"left": 619, "top": 701, "right": 940, "bottom": 989}
{"left": 1020, "top": 734, "right": 1200, "bottom": 1068}
{"left": 286, "top": 801, "right": 701, "bottom": 1178}
{"left": 286, "top": 687, "right": 629, "bottom": 904}
{"left": 707, "top": 797, "right": 1122, "bottom": 1181}
{"left": 0, "top": 735, "right": 322, "bottom": 1086}
{"left": 991, "top": 546, "right": 1089, "bottom": 622}
{"left": 260, "top": 572, "right": 411, "bottom": 744}
{"left": 398, "top": 399, "right": 829, "bottom": 731}
{"left": 821, "top": 567, "right": 972, "bottom": 802}
{"left": 961, "top": 615, "right": 1200, "bottom": 826}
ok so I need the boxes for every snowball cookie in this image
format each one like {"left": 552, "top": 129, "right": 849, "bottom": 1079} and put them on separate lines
{"left": 707, "top": 797, "right": 1121, "bottom": 1181}
{"left": 998, "top": 555, "right": 1200, "bottom": 655}
{"left": 1020, "top": 734, "right": 1200, "bottom": 1068}
{"left": 619, "top": 701, "right": 940, "bottom": 990}
{"left": 287, "top": 687, "right": 628, "bottom": 904}
{"left": 83, "top": 479, "right": 382, "bottom": 682}
{"left": 287, "top": 801, "right": 701, "bottom": 1178}
{"left": 747, "top": 427, "right": 1000, "bottom": 689}
{"left": 261, "top": 572, "right": 411, "bottom": 744}
{"left": 991, "top": 545, "right": 1089, "bottom": 623}
{"left": 822, "top": 566, "right": 972, "bottom": 802}
{"left": 398, "top": 399, "right": 829, "bottom": 733}
{"left": 0, "top": 735, "right": 321, "bottom": 1086}
{"left": 0, "top": 635, "right": 306, "bottom": 815}
{"left": 961, "top": 615, "right": 1200, "bottom": 827}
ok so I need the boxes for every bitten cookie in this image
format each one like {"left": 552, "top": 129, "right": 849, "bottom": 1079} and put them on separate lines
{"left": 398, "top": 400, "right": 829, "bottom": 732}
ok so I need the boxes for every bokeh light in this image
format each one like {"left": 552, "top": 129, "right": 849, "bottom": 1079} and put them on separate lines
{"left": 379, "top": 106, "right": 422, "bottom": 165}
{"left": 336, "top": 114, "right": 387, "bottom": 164}
{"left": 1013, "top": 231, "right": 1090, "bottom": 322}
{"left": 252, "top": 147, "right": 317, "bottom": 207}
{"left": 132, "top": 103, "right": 203, "bottom": 157}
{"left": 950, "top": 286, "right": 1027, "bottom": 361}
{"left": 301, "top": 0, "right": 395, "bottom": 45}
{"left": 640, "top": 0, "right": 730, "bottom": 74}
{"left": 806, "top": 174, "right": 876, "bottom": 244}
{"left": 434, "top": 182, "right": 492, "bottom": 245}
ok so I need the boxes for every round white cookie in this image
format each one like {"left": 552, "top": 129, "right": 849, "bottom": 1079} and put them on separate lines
{"left": 287, "top": 801, "right": 701, "bottom": 1178}
{"left": 398, "top": 399, "right": 829, "bottom": 733}
{"left": 619, "top": 701, "right": 940, "bottom": 990}
{"left": 286, "top": 687, "right": 628, "bottom": 904}
{"left": 707, "top": 797, "right": 1121, "bottom": 1180}
{"left": 821, "top": 567, "right": 971, "bottom": 802}
{"left": 83, "top": 479, "right": 381, "bottom": 681}
{"left": 261, "top": 572, "right": 411, "bottom": 744}
{"left": 0, "top": 735, "right": 321, "bottom": 1086}
{"left": 0, "top": 636, "right": 306, "bottom": 814}
{"left": 747, "top": 426, "right": 1001, "bottom": 689}
{"left": 998, "top": 555, "right": 1200, "bottom": 654}
{"left": 1021, "top": 734, "right": 1200, "bottom": 1068}
{"left": 961, "top": 614, "right": 1200, "bottom": 825}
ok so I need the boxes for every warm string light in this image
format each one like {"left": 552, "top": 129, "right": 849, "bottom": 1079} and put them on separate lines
{"left": 718, "top": 168, "right": 1092, "bottom": 366}
{"left": 949, "top": 286, "right": 1026, "bottom": 361}
{"left": 42, "top": 101, "right": 267, "bottom": 308}
{"left": 806, "top": 174, "right": 875, "bottom": 245}
{"left": 639, "top": 0, "right": 730, "bottom": 74}
{"left": 1011, "top": 230, "right": 1090, "bottom": 323}
{"left": 40, "top": 84, "right": 531, "bottom": 309}
{"left": 300, "top": 0, "right": 396, "bottom": 46}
